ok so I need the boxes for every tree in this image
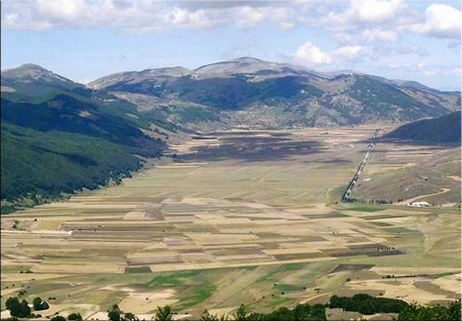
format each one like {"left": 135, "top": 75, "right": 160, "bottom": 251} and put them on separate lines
{"left": 200, "top": 310, "right": 229, "bottom": 321}
{"left": 7, "top": 298, "right": 31, "bottom": 318}
{"left": 397, "top": 301, "right": 461, "bottom": 321}
{"left": 32, "top": 296, "right": 49, "bottom": 310}
{"left": 50, "top": 316, "right": 66, "bottom": 321}
{"left": 108, "top": 304, "right": 122, "bottom": 321}
{"left": 234, "top": 305, "right": 249, "bottom": 321}
{"left": 153, "top": 305, "right": 173, "bottom": 321}
{"left": 358, "top": 300, "right": 376, "bottom": 315}
{"left": 5, "top": 297, "right": 19, "bottom": 311}
{"left": 68, "top": 312, "right": 83, "bottom": 320}
{"left": 108, "top": 309, "right": 121, "bottom": 321}
{"left": 200, "top": 310, "right": 219, "bottom": 321}
{"left": 123, "top": 312, "right": 139, "bottom": 321}
{"left": 32, "top": 297, "right": 43, "bottom": 310}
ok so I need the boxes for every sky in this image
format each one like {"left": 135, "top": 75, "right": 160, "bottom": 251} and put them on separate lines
{"left": 1, "top": 0, "right": 461, "bottom": 90}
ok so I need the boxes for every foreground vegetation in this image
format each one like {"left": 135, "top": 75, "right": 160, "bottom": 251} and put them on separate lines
{"left": 3, "top": 294, "right": 460, "bottom": 321}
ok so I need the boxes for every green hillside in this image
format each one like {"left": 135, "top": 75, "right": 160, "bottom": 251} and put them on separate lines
{"left": 1, "top": 123, "right": 162, "bottom": 213}
{"left": 1, "top": 66, "right": 166, "bottom": 213}
{"left": 384, "top": 111, "right": 461, "bottom": 144}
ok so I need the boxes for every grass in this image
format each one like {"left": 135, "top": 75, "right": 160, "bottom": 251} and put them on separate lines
{"left": 147, "top": 270, "right": 203, "bottom": 287}
{"left": 427, "top": 272, "right": 460, "bottom": 279}
{"left": 125, "top": 266, "right": 152, "bottom": 274}
{"left": 258, "top": 263, "right": 306, "bottom": 283}
{"left": 264, "top": 296, "right": 293, "bottom": 309}
{"left": 383, "top": 227, "right": 419, "bottom": 234}
{"left": 345, "top": 206, "right": 385, "bottom": 212}
{"left": 274, "top": 284, "right": 301, "bottom": 292}
{"left": 174, "top": 282, "right": 216, "bottom": 310}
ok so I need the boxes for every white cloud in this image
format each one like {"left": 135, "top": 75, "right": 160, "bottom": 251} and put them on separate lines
{"left": 0, "top": 0, "right": 300, "bottom": 32}
{"left": 1, "top": 0, "right": 460, "bottom": 47}
{"left": 361, "top": 28, "right": 397, "bottom": 43}
{"left": 333, "top": 45, "right": 366, "bottom": 60}
{"left": 350, "top": 0, "right": 405, "bottom": 23}
{"left": 328, "top": 0, "right": 405, "bottom": 25}
{"left": 388, "top": 62, "right": 426, "bottom": 70}
{"left": 293, "top": 43, "right": 370, "bottom": 66}
{"left": 294, "top": 41, "right": 332, "bottom": 65}
{"left": 408, "top": 4, "right": 462, "bottom": 39}
{"left": 234, "top": 6, "right": 266, "bottom": 28}
{"left": 36, "top": 0, "right": 85, "bottom": 20}
{"left": 453, "top": 67, "right": 462, "bottom": 75}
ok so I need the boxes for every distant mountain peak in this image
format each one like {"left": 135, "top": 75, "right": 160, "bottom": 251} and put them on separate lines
{"left": 3, "top": 63, "right": 52, "bottom": 78}
{"left": 141, "top": 66, "right": 193, "bottom": 76}
{"left": 17, "top": 63, "right": 48, "bottom": 70}
{"left": 2, "top": 63, "right": 75, "bottom": 85}
{"left": 232, "top": 57, "right": 264, "bottom": 63}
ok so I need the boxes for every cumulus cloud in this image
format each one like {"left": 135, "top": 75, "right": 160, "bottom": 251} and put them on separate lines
{"left": 1, "top": 0, "right": 460, "bottom": 47}
{"left": 328, "top": 0, "right": 405, "bottom": 26}
{"left": 332, "top": 45, "right": 366, "bottom": 60}
{"left": 293, "top": 42, "right": 370, "bottom": 66}
{"left": 349, "top": 0, "right": 405, "bottom": 23}
{"left": 361, "top": 28, "right": 397, "bottom": 43}
{"left": 408, "top": 4, "right": 462, "bottom": 39}
{"left": 0, "top": 0, "right": 301, "bottom": 32}
{"left": 293, "top": 41, "right": 332, "bottom": 66}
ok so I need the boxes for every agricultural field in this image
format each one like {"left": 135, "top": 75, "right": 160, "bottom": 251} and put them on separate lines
{"left": 1, "top": 126, "right": 460, "bottom": 320}
{"left": 352, "top": 141, "right": 461, "bottom": 205}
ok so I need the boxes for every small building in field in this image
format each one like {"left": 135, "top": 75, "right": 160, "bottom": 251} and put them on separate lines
{"left": 407, "top": 201, "right": 431, "bottom": 207}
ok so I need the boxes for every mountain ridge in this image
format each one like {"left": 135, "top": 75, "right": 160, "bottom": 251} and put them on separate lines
{"left": 81, "top": 57, "right": 460, "bottom": 127}
{"left": 1, "top": 60, "right": 460, "bottom": 211}
{"left": 383, "top": 111, "right": 461, "bottom": 144}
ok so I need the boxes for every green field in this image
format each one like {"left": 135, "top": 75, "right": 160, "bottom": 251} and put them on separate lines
{"left": 1, "top": 127, "right": 460, "bottom": 320}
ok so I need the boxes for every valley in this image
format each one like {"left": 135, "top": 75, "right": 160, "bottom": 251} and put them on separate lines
{"left": 1, "top": 126, "right": 460, "bottom": 320}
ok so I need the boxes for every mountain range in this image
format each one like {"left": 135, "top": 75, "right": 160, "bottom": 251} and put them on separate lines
{"left": 88, "top": 57, "right": 460, "bottom": 127}
{"left": 1, "top": 57, "right": 460, "bottom": 211}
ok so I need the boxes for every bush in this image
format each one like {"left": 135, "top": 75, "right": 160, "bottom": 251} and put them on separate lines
{"left": 397, "top": 301, "right": 461, "bottom": 321}
{"left": 68, "top": 312, "right": 83, "bottom": 320}
{"left": 32, "top": 296, "right": 50, "bottom": 310}
{"left": 153, "top": 306, "right": 173, "bottom": 321}
{"left": 5, "top": 297, "right": 31, "bottom": 318}
{"left": 123, "top": 312, "right": 139, "bottom": 321}
{"left": 329, "top": 293, "right": 408, "bottom": 314}
{"left": 108, "top": 309, "right": 121, "bottom": 321}
{"left": 5, "top": 297, "right": 19, "bottom": 311}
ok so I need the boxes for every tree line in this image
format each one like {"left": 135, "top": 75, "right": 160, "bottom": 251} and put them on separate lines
{"left": 2, "top": 294, "right": 460, "bottom": 321}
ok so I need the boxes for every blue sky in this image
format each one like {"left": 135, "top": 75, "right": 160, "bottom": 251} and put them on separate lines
{"left": 1, "top": 0, "right": 461, "bottom": 90}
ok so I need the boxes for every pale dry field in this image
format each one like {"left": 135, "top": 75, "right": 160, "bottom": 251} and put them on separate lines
{"left": 1, "top": 126, "right": 460, "bottom": 319}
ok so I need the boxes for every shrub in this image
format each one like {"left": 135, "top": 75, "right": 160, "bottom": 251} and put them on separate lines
{"left": 5, "top": 297, "right": 31, "bottom": 318}
{"left": 32, "top": 296, "right": 50, "bottom": 310}
{"left": 68, "top": 312, "right": 83, "bottom": 320}
{"left": 153, "top": 305, "right": 173, "bottom": 321}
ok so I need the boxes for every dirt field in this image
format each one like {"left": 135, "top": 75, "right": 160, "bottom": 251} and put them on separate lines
{"left": 1, "top": 126, "right": 460, "bottom": 320}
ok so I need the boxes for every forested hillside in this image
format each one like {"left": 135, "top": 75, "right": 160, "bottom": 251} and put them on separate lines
{"left": 384, "top": 111, "right": 461, "bottom": 144}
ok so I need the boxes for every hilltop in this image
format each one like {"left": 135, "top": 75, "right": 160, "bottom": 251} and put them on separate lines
{"left": 383, "top": 111, "right": 461, "bottom": 144}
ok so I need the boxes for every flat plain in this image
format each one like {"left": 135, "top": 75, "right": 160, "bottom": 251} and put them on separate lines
{"left": 1, "top": 126, "right": 460, "bottom": 320}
